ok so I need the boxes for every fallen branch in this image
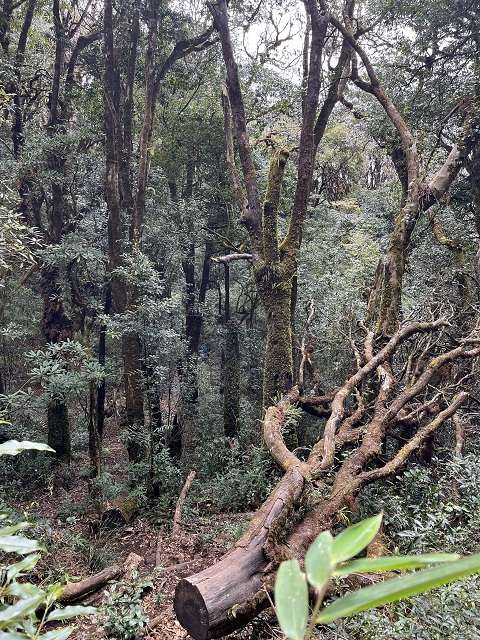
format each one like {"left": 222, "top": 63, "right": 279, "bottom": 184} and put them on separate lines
{"left": 60, "top": 565, "right": 123, "bottom": 603}
{"left": 61, "top": 552, "right": 144, "bottom": 603}
{"left": 211, "top": 253, "right": 253, "bottom": 264}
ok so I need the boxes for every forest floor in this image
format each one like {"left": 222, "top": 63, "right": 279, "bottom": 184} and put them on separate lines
{"left": 15, "top": 421, "right": 277, "bottom": 640}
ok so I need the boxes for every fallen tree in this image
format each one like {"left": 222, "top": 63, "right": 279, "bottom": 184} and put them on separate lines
{"left": 174, "top": 318, "right": 480, "bottom": 638}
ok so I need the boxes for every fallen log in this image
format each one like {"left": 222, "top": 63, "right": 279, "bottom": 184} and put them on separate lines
{"left": 61, "top": 552, "right": 144, "bottom": 603}
{"left": 60, "top": 564, "right": 123, "bottom": 603}
{"left": 175, "top": 319, "right": 478, "bottom": 639}
{"left": 174, "top": 467, "right": 306, "bottom": 639}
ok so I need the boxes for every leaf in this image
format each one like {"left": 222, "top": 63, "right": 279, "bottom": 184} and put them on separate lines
{"left": 317, "top": 552, "right": 480, "bottom": 623}
{"left": 0, "top": 535, "right": 44, "bottom": 555}
{"left": 0, "top": 594, "right": 44, "bottom": 628}
{"left": 274, "top": 560, "right": 309, "bottom": 640}
{"left": 0, "top": 523, "right": 30, "bottom": 536}
{"left": 7, "top": 553, "right": 41, "bottom": 581}
{"left": 334, "top": 553, "right": 461, "bottom": 576}
{"left": 305, "top": 531, "right": 334, "bottom": 589}
{"left": 331, "top": 514, "right": 383, "bottom": 563}
{"left": 0, "top": 632, "right": 30, "bottom": 639}
{"left": 0, "top": 441, "right": 55, "bottom": 456}
{"left": 38, "top": 629, "right": 73, "bottom": 640}
{"left": 46, "top": 606, "right": 97, "bottom": 622}
{"left": 6, "top": 582, "right": 45, "bottom": 600}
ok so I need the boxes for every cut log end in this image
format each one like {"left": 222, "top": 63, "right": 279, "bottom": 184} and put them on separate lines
{"left": 174, "top": 580, "right": 210, "bottom": 640}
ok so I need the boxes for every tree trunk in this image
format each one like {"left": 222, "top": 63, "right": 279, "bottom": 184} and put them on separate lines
{"left": 178, "top": 356, "right": 199, "bottom": 470}
{"left": 47, "top": 399, "right": 71, "bottom": 462}
{"left": 41, "top": 267, "right": 72, "bottom": 462}
{"left": 262, "top": 288, "right": 294, "bottom": 408}
{"left": 122, "top": 331, "right": 145, "bottom": 462}
{"left": 223, "top": 321, "right": 240, "bottom": 438}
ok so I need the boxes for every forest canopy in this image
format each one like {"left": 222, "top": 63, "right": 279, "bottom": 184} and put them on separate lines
{"left": 0, "top": 0, "right": 480, "bottom": 638}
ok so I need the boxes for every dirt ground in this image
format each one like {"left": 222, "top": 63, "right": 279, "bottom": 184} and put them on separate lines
{"left": 14, "top": 421, "right": 277, "bottom": 640}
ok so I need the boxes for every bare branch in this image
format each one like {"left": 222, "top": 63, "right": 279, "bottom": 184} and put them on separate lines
{"left": 360, "top": 392, "right": 468, "bottom": 483}
{"left": 211, "top": 253, "right": 254, "bottom": 264}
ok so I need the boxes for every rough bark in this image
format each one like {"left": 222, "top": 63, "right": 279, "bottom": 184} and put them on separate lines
{"left": 212, "top": 0, "right": 332, "bottom": 412}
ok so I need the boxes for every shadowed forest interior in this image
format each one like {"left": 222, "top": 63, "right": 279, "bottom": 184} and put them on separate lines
{"left": 1, "top": 0, "right": 480, "bottom": 638}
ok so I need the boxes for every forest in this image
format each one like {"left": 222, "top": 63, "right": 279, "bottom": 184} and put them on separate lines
{"left": 1, "top": 0, "right": 480, "bottom": 637}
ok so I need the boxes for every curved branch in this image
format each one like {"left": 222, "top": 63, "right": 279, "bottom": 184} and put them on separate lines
{"left": 360, "top": 392, "right": 468, "bottom": 483}
{"left": 263, "top": 387, "right": 311, "bottom": 478}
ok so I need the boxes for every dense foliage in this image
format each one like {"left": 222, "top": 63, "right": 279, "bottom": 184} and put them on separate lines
{"left": 0, "top": 0, "right": 479, "bottom": 637}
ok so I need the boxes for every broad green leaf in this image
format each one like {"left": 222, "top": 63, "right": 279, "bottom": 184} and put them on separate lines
{"left": 331, "top": 514, "right": 383, "bottom": 563}
{"left": 38, "top": 629, "right": 73, "bottom": 640}
{"left": 0, "top": 523, "right": 30, "bottom": 536}
{"left": 0, "top": 441, "right": 54, "bottom": 456}
{"left": 0, "top": 594, "right": 44, "bottom": 628}
{"left": 0, "top": 632, "right": 30, "bottom": 639}
{"left": 6, "top": 582, "right": 45, "bottom": 600}
{"left": 0, "top": 535, "right": 44, "bottom": 555}
{"left": 274, "top": 559, "right": 309, "bottom": 640}
{"left": 334, "top": 553, "right": 460, "bottom": 576}
{"left": 47, "top": 606, "right": 97, "bottom": 622}
{"left": 305, "top": 531, "right": 334, "bottom": 589}
{"left": 7, "top": 554, "right": 41, "bottom": 581}
{"left": 317, "top": 552, "right": 480, "bottom": 623}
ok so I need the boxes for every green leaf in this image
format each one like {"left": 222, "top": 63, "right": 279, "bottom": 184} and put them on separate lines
{"left": 0, "top": 535, "right": 44, "bottom": 555}
{"left": 317, "top": 552, "right": 480, "bottom": 623}
{"left": 331, "top": 514, "right": 383, "bottom": 563}
{"left": 0, "top": 594, "right": 44, "bottom": 628}
{"left": 46, "top": 606, "right": 97, "bottom": 622}
{"left": 0, "top": 441, "right": 55, "bottom": 456}
{"left": 7, "top": 553, "right": 41, "bottom": 581}
{"left": 305, "top": 531, "right": 334, "bottom": 589}
{"left": 38, "top": 629, "right": 73, "bottom": 640}
{"left": 334, "top": 553, "right": 461, "bottom": 576}
{"left": 0, "top": 632, "right": 30, "bottom": 639}
{"left": 6, "top": 582, "right": 45, "bottom": 600}
{"left": 0, "top": 523, "right": 30, "bottom": 536}
{"left": 274, "top": 560, "right": 309, "bottom": 640}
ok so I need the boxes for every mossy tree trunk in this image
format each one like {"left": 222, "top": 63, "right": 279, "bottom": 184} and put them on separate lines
{"left": 259, "top": 282, "right": 293, "bottom": 407}
{"left": 211, "top": 0, "right": 334, "bottom": 427}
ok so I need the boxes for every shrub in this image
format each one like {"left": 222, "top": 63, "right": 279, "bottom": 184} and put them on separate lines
{"left": 102, "top": 576, "right": 152, "bottom": 639}
{"left": 0, "top": 438, "right": 96, "bottom": 639}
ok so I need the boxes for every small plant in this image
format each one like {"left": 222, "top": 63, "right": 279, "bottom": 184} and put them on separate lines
{"left": 274, "top": 513, "right": 480, "bottom": 640}
{"left": 102, "top": 575, "right": 152, "bottom": 639}
{"left": 0, "top": 437, "right": 96, "bottom": 639}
